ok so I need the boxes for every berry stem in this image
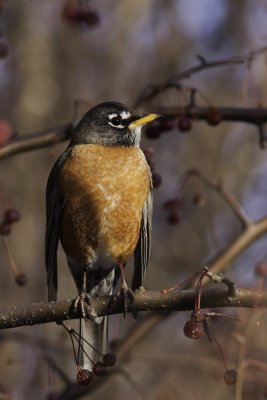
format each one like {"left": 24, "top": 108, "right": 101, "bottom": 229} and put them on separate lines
{"left": 212, "top": 336, "right": 228, "bottom": 371}
{"left": 2, "top": 237, "right": 19, "bottom": 275}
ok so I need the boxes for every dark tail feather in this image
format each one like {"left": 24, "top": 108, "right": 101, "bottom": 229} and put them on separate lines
{"left": 80, "top": 316, "right": 108, "bottom": 371}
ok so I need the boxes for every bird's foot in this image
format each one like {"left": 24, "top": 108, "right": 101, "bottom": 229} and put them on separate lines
{"left": 74, "top": 292, "right": 91, "bottom": 318}
{"left": 119, "top": 281, "right": 134, "bottom": 315}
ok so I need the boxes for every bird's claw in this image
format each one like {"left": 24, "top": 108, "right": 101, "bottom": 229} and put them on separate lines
{"left": 74, "top": 292, "right": 91, "bottom": 318}
{"left": 120, "top": 281, "right": 134, "bottom": 315}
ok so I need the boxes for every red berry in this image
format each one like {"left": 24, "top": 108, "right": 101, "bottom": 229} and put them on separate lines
{"left": 163, "top": 199, "right": 179, "bottom": 211}
{"left": 103, "top": 353, "right": 117, "bottom": 367}
{"left": 183, "top": 320, "right": 204, "bottom": 339}
{"left": 0, "top": 42, "right": 8, "bottom": 58}
{"left": 143, "top": 148, "right": 155, "bottom": 170}
{"left": 109, "top": 339, "right": 121, "bottom": 351}
{"left": 192, "top": 192, "right": 206, "bottom": 207}
{"left": 167, "top": 212, "right": 180, "bottom": 225}
{"left": 142, "top": 148, "right": 154, "bottom": 160}
{"left": 224, "top": 369, "right": 237, "bottom": 385}
{"left": 4, "top": 208, "right": 20, "bottom": 224}
{"left": 145, "top": 124, "right": 161, "bottom": 139}
{"left": 255, "top": 262, "right": 267, "bottom": 278}
{"left": 0, "top": 221, "right": 11, "bottom": 235}
{"left": 0, "top": 119, "right": 14, "bottom": 147}
{"left": 15, "top": 273, "right": 28, "bottom": 287}
{"left": 158, "top": 119, "right": 173, "bottom": 133}
{"left": 62, "top": 0, "right": 100, "bottom": 28}
{"left": 152, "top": 172, "right": 162, "bottom": 188}
{"left": 177, "top": 116, "right": 192, "bottom": 132}
{"left": 93, "top": 361, "right": 107, "bottom": 377}
{"left": 206, "top": 108, "right": 222, "bottom": 126}
{"left": 77, "top": 369, "right": 93, "bottom": 385}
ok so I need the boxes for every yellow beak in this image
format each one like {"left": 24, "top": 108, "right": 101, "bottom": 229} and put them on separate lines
{"left": 128, "top": 113, "right": 160, "bottom": 129}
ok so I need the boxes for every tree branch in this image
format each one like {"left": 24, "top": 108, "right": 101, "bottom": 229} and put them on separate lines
{"left": 0, "top": 286, "right": 266, "bottom": 330}
{"left": 134, "top": 46, "right": 267, "bottom": 106}
{"left": 0, "top": 124, "right": 72, "bottom": 160}
{"left": 0, "top": 106, "right": 266, "bottom": 161}
{"left": 156, "top": 106, "right": 267, "bottom": 126}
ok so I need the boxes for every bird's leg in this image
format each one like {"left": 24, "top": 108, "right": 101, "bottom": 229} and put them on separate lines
{"left": 118, "top": 263, "right": 134, "bottom": 314}
{"left": 74, "top": 267, "right": 91, "bottom": 318}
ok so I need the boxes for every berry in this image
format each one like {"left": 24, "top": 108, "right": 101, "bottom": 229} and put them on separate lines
{"left": 145, "top": 124, "right": 161, "bottom": 139}
{"left": 15, "top": 273, "right": 28, "bottom": 287}
{"left": 0, "top": 221, "right": 11, "bottom": 235}
{"left": 206, "top": 108, "right": 222, "bottom": 126}
{"left": 142, "top": 148, "right": 154, "bottom": 161}
{"left": 192, "top": 192, "right": 206, "bottom": 207}
{"left": 163, "top": 199, "right": 179, "bottom": 211}
{"left": 77, "top": 369, "right": 93, "bottom": 385}
{"left": 167, "top": 212, "right": 180, "bottom": 225}
{"left": 152, "top": 172, "right": 162, "bottom": 188}
{"left": 62, "top": 0, "right": 100, "bottom": 28}
{"left": 0, "top": 119, "right": 14, "bottom": 147}
{"left": 103, "top": 352, "right": 117, "bottom": 367}
{"left": 0, "top": 42, "right": 8, "bottom": 58}
{"left": 109, "top": 339, "right": 121, "bottom": 351}
{"left": 4, "top": 208, "right": 20, "bottom": 224}
{"left": 177, "top": 116, "right": 192, "bottom": 132}
{"left": 158, "top": 119, "right": 173, "bottom": 133}
{"left": 183, "top": 320, "right": 204, "bottom": 339}
{"left": 255, "top": 262, "right": 267, "bottom": 278}
{"left": 93, "top": 361, "right": 107, "bottom": 377}
{"left": 224, "top": 369, "right": 237, "bottom": 385}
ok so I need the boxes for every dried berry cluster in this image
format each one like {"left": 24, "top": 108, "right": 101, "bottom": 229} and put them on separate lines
{"left": 163, "top": 191, "right": 205, "bottom": 225}
{"left": 182, "top": 268, "right": 237, "bottom": 386}
{"left": 0, "top": 208, "right": 20, "bottom": 235}
{"left": 144, "top": 107, "right": 222, "bottom": 141}
{"left": 64, "top": 324, "right": 117, "bottom": 386}
{"left": 77, "top": 352, "right": 117, "bottom": 385}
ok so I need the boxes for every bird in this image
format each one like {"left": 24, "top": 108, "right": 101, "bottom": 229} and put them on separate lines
{"left": 45, "top": 101, "right": 159, "bottom": 371}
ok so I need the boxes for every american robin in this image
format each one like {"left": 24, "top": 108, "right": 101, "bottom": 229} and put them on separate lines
{"left": 45, "top": 101, "right": 159, "bottom": 370}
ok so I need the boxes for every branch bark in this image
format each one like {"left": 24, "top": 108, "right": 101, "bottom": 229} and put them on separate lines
{"left": 0, "top": 286, "right": 266, "bottom": 330}
{"left": 0, "top": 124, "right": 72, "bottom": 160}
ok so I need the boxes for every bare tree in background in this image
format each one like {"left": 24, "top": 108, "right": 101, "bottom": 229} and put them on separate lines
{"left": 1, "top": 1, "right": 267, "bottom": 399}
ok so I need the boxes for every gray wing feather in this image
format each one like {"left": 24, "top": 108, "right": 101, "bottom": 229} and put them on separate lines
{"left": 132, "top": 189, "right": 153, "bottom": 291}
{"left": 45, "top": 149, "right": 70, "bottom": 301}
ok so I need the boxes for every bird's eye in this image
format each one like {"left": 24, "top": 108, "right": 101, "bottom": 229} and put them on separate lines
{"left": 110, "top": 116, "right": 122, "bottom": 126}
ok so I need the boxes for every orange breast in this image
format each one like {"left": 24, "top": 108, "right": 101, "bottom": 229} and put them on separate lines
{"left": 59, "top": 144, "right": 150, "bottom": 264}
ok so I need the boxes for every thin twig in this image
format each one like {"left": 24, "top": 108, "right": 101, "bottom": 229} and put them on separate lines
{"left": 176, "top": 169, "right": 252, "bottom": 228}
{"left": 134, "top": 46, "right": 267, "bottom": 106}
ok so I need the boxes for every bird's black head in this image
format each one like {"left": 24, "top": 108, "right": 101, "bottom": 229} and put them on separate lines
{"left": 70, "top": 101, "right": 159, "bottom": 147}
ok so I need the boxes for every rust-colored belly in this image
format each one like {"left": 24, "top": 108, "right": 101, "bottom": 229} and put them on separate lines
{"left": 59, "top": 144, "right": 150, "bottom": 265}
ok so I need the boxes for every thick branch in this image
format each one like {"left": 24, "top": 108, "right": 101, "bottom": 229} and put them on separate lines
{"left": 0, "top": 287, "right": 266, "bottom": 330}
{"left": 206, "top": 216, "right": 267, "bottom": 275}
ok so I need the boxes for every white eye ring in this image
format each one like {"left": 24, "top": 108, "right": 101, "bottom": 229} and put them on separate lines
{"left": 108, "top": 121, "right": 125, "bottom": 129}
{"left": 108, "top": 114, "right": 125, "bottom": 129}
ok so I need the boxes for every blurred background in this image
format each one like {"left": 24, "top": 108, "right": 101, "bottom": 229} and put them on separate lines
{"left": 0, "top": 0, "right": 267, "bottom": 399}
